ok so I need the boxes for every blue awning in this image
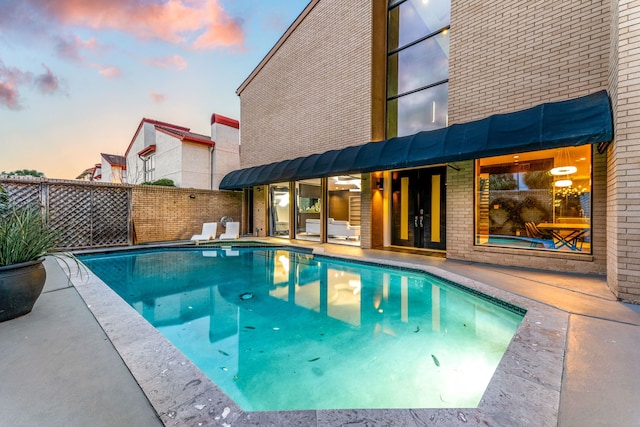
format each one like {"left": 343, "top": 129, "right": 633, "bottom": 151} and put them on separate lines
{"left": 220, "top": 90, "right": 613, "bottom": 190}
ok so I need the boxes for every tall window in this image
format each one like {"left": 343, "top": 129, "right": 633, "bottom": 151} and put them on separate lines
{"left": 328, "top": 175, "right": 361, "bottom": 246}
{"left": 143, "top": 155, "right": 155, "bottom": 182}
{"left": 269, "top": 183, "right": 290, "bottom": 237}
{"left": 387, "top": 0, "right": 450, "bottom": 138}
{"left": 296, "top": 179, "right": 322, "bottom": 242}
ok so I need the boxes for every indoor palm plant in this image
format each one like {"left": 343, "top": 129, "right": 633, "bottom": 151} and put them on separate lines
{"left": 0, "top": 187, "right": 59, "bottom": 322}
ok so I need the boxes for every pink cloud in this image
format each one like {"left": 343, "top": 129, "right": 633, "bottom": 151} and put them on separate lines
{"left": 191, "top": 1, "right": 245, "bottom": 50}
{"left": 98, "top": 66, "right": 122, "bottom": 79}
{"left": 145, "top": 55, "right": 188, "bottom": 70}
{"left": 150, "top": 91, "right": 166, "bottom": 104}
{"left": 0, "top": 81, "right": 22, "bottom": 110}
{"left": 0, "top": 61, "right": 64, "bottom": 110}
{"left": 35, "top": 0, "right": 244, "bottom": 50}
{"left": 55, "top": 35, "right": 97, "bottom": 62}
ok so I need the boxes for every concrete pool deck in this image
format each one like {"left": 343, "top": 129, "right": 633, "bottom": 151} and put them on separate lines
{"left": 1, "top": 240, "right": 639, "bottom": 426}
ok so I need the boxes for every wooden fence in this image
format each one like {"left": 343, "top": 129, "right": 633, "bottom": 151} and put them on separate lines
{"left": 1, "top": 178, "right": 242, "bottom": 250}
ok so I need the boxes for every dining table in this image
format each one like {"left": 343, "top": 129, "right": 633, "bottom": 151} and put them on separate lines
{"left": 536, "top": 222, "right": 590, "bottom": 251}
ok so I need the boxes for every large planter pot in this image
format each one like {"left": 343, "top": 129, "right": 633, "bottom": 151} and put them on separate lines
{"left": 0, "top": 259, "right": 46, "bottom": 322}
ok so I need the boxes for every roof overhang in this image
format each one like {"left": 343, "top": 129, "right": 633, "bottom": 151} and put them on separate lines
{"left": 137, "top": 145, "right": 157, "bottom": 157}
{"left": 220, "top": 90, "right": 613, "bottom": 191}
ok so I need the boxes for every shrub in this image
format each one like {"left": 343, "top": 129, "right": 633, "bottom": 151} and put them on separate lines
{"left": 141, "top": 178, "right": 175, "bottom": 187}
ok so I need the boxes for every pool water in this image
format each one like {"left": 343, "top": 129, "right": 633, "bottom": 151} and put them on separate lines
{"left": 78, "top": 247, "right": 524, "bottom": 411}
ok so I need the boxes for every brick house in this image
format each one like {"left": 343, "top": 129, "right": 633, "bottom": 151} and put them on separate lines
{"left": 218, "top": 0, "right": 640, "bottom": 303}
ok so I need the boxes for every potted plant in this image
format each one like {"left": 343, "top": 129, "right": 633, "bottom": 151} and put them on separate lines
{"left": 0, "top": 188, "right": 59, "bottom": 322}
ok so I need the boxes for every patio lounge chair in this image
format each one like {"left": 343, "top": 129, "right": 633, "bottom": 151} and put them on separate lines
{"left": 191, "top": 222, "right": 217, "bottom": 245}
{"left": 524, "top": 222, "right": 555, "bottom": 249}
{"left": 219, "top": 222, "right": 240, "bottom": 240}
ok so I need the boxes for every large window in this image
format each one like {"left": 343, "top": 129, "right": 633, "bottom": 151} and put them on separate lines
{"left": 296, "top": 179, "right": 322, "bottom": 242}
{"left": 387, "top": 0, "right": 450, "bottom": 138}
{"left": 327, "top": 175, "right": 361, "bottom": 246}
{"left": 269, "top": 183, "right": 290, "bottom": 238}
{"left": 475, "top": 146, "right": 592, "bottom": 253}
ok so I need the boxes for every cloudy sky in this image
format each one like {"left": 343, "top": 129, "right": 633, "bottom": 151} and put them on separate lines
{"left": 0, "top": 0, "right": 309, "bottom": 179}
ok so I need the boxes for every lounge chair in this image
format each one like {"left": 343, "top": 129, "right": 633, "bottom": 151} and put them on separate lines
{"left": 219, "top": 221, "right": 240, "bottom": 240}
{"left": 191, "top": 222, "right": 217, "bottom": 245}
{"left": 524, "top": 222, "right": 555, "bottom": 249}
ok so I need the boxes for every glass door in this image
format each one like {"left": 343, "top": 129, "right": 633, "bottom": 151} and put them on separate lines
{"left": 269, "top": 183, "right": 290, "bottom": 237}
{"left": 391, "top": 167, "right": 446, "bottom": 250}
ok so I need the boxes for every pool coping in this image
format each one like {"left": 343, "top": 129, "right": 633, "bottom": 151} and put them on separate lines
{"left": 62, "top": 246, "right": 568, "bottom": 426}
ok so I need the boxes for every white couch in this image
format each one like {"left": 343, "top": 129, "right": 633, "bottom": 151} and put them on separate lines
{"left": 305, "top": 218, "right": 320, "bottom": 235}
{"left": 305, "top": 218, "right": 360, "bottom": 240}
{"left": 328, "top": 218, "right": 360, "bottom": 239}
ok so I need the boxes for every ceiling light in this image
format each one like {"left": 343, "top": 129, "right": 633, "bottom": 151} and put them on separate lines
{"left": 550, "top": 166, "right": 577, "bottom": 176}
{"left": 555, "top": 179, "right": 573, "bottom": 188}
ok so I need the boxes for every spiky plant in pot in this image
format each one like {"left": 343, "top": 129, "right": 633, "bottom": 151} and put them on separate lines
{"left": 0, "top": 187, "right": 59, "bottom": 321}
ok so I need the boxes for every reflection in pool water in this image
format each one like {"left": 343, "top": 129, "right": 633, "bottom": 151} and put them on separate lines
{"left": 79, "top": 248, "right": 524, "bottom": 411}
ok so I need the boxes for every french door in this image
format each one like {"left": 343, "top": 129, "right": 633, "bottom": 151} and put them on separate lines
{"left": 391, "top": 167, "right": 446, "bottom": 250}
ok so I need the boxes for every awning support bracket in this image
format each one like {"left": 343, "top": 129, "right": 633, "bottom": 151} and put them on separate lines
{"left": 447, "top": 163, "right": 460, "bottom": 171}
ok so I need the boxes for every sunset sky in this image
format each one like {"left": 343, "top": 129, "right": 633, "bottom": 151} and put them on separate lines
{"left": 0, "top": 0, "right": 309, "bottom": 179}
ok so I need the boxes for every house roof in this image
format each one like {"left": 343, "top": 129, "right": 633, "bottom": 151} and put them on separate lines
{"left": 155, "top": 126, "right": 214, "bottom": 147}
{"left": 137, "top": 145, "right": 156, "bottom": 157}
{"left": 124, "top": 118, "right": 192, "bottom": 158}
{"left": 211, "top": 114, "right": 240, "bottom": 129}
{"left": 237, "top": 0, "right": 319, "bottom": 95}
{"left": 100, "top": 153, "right": 126, "bottom": 167}
{"left": 75, "top": 167, "right": 95, "bottom": 180}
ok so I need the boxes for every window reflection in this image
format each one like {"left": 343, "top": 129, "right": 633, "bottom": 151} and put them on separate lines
{"left": 387, "top": 83, "right": 449, "bottom": 138}
{"left": 388, "top": 0, "right": 451, "bottom": 51}
{"left": 387, "top": 32, "right": 449, "bottom": 98}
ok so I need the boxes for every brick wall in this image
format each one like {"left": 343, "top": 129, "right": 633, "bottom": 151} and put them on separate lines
{"left": 449, "top": 0, "right": 610, "bottom": 124}
{"left": 132, "top": 186, "right": 242, "bottom": 243}
{"left": 238, "top": 0, "right": 374, "bottom": 168}
{"left": 607, "top": 0, "right": 640, "bottom": 302}
{"left": 445, "top": 0, "right": 610, "bottom": 275}
{"left": 253, "top": 186, "right": 268, "bottom": 237}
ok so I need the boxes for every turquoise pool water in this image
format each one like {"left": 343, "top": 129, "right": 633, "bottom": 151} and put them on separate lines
{"left": 78, "top": 247, "right": 524, "bottom": 411}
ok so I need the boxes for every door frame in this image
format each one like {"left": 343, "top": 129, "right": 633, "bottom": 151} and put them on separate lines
{"left": 387, "top": 166, "right": 447, "bottom": 251}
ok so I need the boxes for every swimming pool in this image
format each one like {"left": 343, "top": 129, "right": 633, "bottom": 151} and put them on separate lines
{"left": 78, "top": 247, "right": 524, "bottom": 411}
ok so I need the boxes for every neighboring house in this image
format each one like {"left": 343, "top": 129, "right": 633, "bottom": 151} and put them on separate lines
{"left": 92, "top": 163, "right": 102, "bottom": 181}
{"left": 100, "top": 153, "right": 126, "bottom": 184}
{"left": 75, "top": 167, "right": 95, "bottom": 181}
{"left": 124, "top": 115, "right": 239, "bottom": 189}
{"left": 219, "top": 0, "right": 639, "bottom": 303}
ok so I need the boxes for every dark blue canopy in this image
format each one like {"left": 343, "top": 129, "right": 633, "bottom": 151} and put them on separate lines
{"left": 220, "top": 90, "right": 613, "bottom": 190}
